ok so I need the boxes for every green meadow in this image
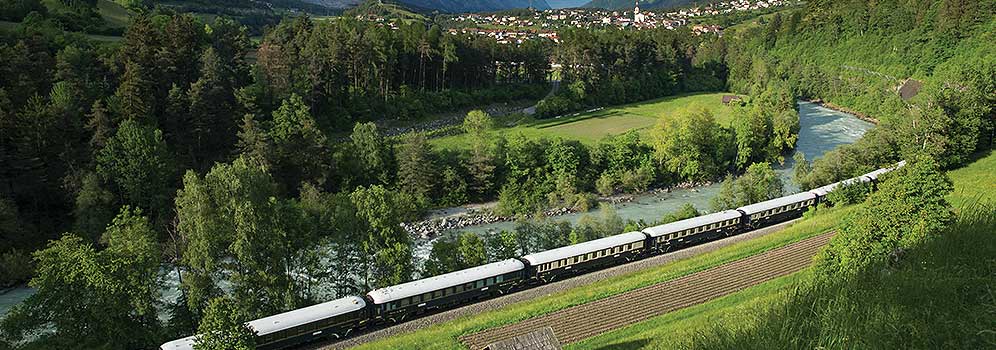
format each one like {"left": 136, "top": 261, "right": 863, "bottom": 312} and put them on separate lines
{"left": 431, "top": 92, "right": 739, "bottom": 150}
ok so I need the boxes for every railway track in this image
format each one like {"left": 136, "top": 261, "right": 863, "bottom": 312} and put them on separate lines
{"left": 309, "top": 219, "right": 806, "bottom": 350}
{"left": 459, "top": 232, "right": 832, "bottom": 349}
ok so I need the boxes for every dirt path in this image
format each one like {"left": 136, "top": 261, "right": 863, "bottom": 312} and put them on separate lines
{"left": 311, "top": 219, "right": 805, "bottom": 350}
{"left": 459, "top": 232, "right": 832, "bottom": 349}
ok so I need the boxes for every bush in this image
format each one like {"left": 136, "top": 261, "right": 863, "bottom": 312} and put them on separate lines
{"left": 816, "top": 158, "right": 954, "bottom": 277}
{"left": 826, "top": 181, "right": 872, "bottom": 206}
{"left": 660, "top": 203, "right": 701, "bottom": 225}
{"left": 0, "top": 249, "right": 33, "bottom": 287}
{"left": 535, "top": 95, "right": 577, "bottom": 119}
{"left": 572, "top": 192, "right": 598, "bottom": 212}
{"left": 596, "top": 172, "right": 616, "bottom": 196}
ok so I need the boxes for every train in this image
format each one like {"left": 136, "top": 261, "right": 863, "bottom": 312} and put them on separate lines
{"left": 160, "top": 161, "right": 905, "bottom": 350}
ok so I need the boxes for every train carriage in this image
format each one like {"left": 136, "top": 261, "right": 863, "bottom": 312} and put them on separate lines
{"left": 159, "top": 296, "right": 367, "bottom": 350}
{"left": 642, "top": 210, "right": 743, "bottom": 253}
{"left": 737, "top": 192, "right": 817, "bottom": 229}
{"left": 522, "top": 232, "right": 647, "bottom": 283}
{"left": 366, "top": 259, "right": 525, "bottom": 323}
{"left": 810, "top": 176, "right": 869, "bottom": 203}
{"left": 861, "top": 160, "right": 906, "bottom": 186}
{"left": 250, "top": 296, "right": 367, "bottom": 349}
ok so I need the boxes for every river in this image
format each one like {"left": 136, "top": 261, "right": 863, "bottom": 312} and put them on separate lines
{"left": 413, "top": 101, "right": 874, "bottom": 257}
{"left": 0, "top": 101, "right": 873, "bottom": 318}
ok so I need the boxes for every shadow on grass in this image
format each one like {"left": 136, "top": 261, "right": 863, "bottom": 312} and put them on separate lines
{"left": 531, "top": 110, "right": 628, "bottom": 129}
{"left": 589, "top": 339, "right": 652, "bottom": 350}
{"left": 528, "top": 91, "right": 731, "bottom": 130}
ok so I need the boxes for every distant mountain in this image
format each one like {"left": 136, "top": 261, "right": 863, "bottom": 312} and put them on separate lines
{"left": 583, "top": 0, "right": 699, "bottom": 10}
{"left": 547, "top": 0, "right": 589, "bottom": 8}
{"left": 394, "top": 0, "right": 552, "bottom": 13}
{"left": 301, "top": 0, "right": 366, "bottom": 8}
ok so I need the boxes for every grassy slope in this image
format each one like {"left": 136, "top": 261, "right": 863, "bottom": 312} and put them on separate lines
{"left": 431, "top": 92, "right": 737, "bottom": 150}
{"left": 946, "top": 152, "right": 996, "bottom": 207}
{"left": 568, "top": 272, "right": 809, "bottom": 350}
{"left": 568, "top": 152, "right": 996, "bottom": 349}
{"left": 96, "top": 0, "right": 130, "bottom": 28}
{"left": 351, "top": 204, "right": 857, "bottom": 350}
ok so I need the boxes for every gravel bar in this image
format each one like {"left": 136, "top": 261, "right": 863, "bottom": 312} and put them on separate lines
{"left": 311, "top": 219, "right": 806, "bottom": 350}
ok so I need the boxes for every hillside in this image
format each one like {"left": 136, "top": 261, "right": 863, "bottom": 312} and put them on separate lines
{"left": 395, "top": 0, "right": 552, "bottom": 13}
{"left": 584, "top": 0, "right": 698, "bottom": 10}
{"left": 345, "top": 0, "right": 427, "bottom": 21}
{"left": 301, "top": 0, "right": 365, "bottom": 8}
{"left": 548, "top": 0, "right": 589, "bottom": 8}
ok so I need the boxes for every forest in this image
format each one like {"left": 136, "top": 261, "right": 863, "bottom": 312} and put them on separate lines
{"left": 0, "top": 0, "right": 993, "bottom": 349}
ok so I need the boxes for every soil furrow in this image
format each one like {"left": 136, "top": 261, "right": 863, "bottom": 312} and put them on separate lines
{"left": 459, "top": 233, "right": 831, "bottom": 349}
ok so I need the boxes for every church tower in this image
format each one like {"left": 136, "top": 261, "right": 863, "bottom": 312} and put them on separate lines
{"left": 634, "top": 0, "right": 646, "bottom": 23}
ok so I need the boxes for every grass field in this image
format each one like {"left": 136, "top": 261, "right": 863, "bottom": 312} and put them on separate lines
{"left": 96, "top": 0, "right": 130, "bottom": 28}
{"left": 563, "top": 151, "right": 996, "bottom": 349}
{"left": 946, "top": 151, "right": 995, "bottom": 207}
{"left": 431, "top": 92, "right": 739, "bottom": 150}
{"left": 567, "top": 272, "right": 809, "bottom": 350}
{"left": 350, "top": 204, "right": 856, "bottom": 350}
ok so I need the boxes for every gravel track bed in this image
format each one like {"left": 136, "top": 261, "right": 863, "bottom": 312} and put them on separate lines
{"left": 312, "top": 219, "right": 804, "bottom": 350}
{"left": 459, "top": 232, "right": 832, "bottom": 349}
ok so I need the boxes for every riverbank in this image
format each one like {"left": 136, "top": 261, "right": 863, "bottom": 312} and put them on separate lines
{"left": 402, "top": 181, "right": 714, "bottom": 240}
{"left": 804, "top": 98, "right": 879, "bottom": 124}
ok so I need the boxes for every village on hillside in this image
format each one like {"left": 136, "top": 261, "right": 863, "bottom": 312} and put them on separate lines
{"left": 353, "top": 0, "right": 794, "bottom": 44}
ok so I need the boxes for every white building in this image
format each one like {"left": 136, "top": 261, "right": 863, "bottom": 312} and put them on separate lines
{"left": 634, "top": 1, "right": 647, "bottom": 23}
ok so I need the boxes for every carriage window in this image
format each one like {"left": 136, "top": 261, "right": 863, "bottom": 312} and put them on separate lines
{"left": 497, "top": 275, "right": 504, "bottom": 283}
{"left": 486, "top": 277, "right": 494, "bottom": 286}
{"left": 476, "top": 280, "right": 485, "bottom": 288}
{"left": 434, "top": 291, "right": 442, "bottom": 298}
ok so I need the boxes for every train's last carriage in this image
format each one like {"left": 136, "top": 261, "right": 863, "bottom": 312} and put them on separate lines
{"left": 642, "top": 210, "right": 743, "bottom": 253}
{"left": 522, "top": 232, "right": 646, "bottom": 283}
{"left": 249, "top": 296, "right": 367, "bottom": 349}
{"left": 738, "top": 192, "right": 817, "bottom": 229}
{"left": 159, "top": 296, "right": 367, "bottom": 350}
{"left": 366, "top": 259, "right": 525, "bottom": 323}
